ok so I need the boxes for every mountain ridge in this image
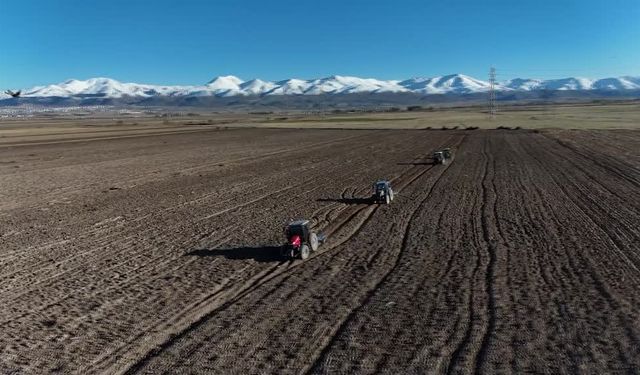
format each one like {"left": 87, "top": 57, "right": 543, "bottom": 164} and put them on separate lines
{"left": 3, "top": 74, "right": 640, "bottom": 100}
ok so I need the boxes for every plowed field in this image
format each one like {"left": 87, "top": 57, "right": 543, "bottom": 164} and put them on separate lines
{"left": 1, "top": 128, "right": 639, "bottom": 374}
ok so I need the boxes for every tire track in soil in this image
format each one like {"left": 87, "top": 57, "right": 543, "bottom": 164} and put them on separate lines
{"left": 472, "top": 137, "right": 501, "bottom": 374}
{"left": 305, "top": 149, "right": 456, "bottom": 374}
{"left": 302, "top": 134, "right": 468, "bottom": 372}
{"left": 220, "top": 137, "right": 464, "bottom": 371}
{"left": 445, "top": 135, "right": 507, "bottom": 374}
{"left": 299, "top": 136, "right": 468, "bottom": 373}
{"left": 3, "top": 131, "right": 450, "bottom": 374}
{"left": 436, "top": 135, "right": 494, "bottom": 375}
{"left": 120, "top": 135, "right": 465, "bottom": 375}
{"left": 75, "top": 132, "right": 461, "bottom": 374}
{"left": 401, "top": 143, "right": 490, "bottom": 373}
{"left": 270, "top": 135, "right": 470, "bottom": 371}
{"left": 304, "top": 131, "right": 640, "bottom": 374}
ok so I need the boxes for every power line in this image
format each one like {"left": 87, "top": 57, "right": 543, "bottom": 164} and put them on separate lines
{"left": 491, "top": 67, "right": 640, "bottom": 79}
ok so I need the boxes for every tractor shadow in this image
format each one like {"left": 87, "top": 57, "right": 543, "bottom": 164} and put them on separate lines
{"left": 317, "top": 197, "right": 373, "bottom": 205}
{"left": 397, "top": 161, "right": 433, "bottom": 166}
{"left": 186, "top": 245, "right": 283, "bottom": 263}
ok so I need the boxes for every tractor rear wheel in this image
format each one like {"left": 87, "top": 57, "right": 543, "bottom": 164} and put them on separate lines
{"left": 310, "top": 233, "right": 319, "bottom": 251}
{"left": 300, "top": 244, "right": 310, "bottom": 260}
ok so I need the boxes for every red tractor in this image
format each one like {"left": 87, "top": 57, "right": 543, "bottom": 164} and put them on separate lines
{"left": 281, "top": 220, "right": 325, "bottom": 260}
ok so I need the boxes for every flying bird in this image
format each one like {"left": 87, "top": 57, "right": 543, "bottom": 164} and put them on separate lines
{"left": 5, "top": 90, "right": 21, "bottom": 98}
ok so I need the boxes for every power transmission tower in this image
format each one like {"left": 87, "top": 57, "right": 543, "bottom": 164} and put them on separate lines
{"left": 488, "top": 66, "right": 497, "bottom": 119}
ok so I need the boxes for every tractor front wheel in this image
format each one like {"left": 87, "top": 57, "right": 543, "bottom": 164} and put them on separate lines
{"left": 310, "top": 233, "right": 319, "bottom": 251}
{"left": 300, "top": 244, "right": 310, "bottom": 260}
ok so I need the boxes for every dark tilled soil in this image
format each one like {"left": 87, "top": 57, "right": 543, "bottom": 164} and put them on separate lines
{"left": 0, "top": 128, "right": 638, "bottom": 374}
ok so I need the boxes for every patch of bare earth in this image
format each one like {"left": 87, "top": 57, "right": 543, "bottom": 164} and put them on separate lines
{"left": 0, "top": 127, "right": 638, "bottom": 374}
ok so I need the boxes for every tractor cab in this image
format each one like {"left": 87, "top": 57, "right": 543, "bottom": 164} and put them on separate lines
{"left": 284, "top": 220, "right": 310, "bottom": 244}
{"left": 433, "top": 151, "right": 446, "bottom": 165}
{"left": 282, "top": 219, "right": 323, "bottom": 260}
{"left": 374, "top": 181, "right": 388, "bottom": 193}
{"left": 442, "top": 148, "right": 452, "bottom": 159}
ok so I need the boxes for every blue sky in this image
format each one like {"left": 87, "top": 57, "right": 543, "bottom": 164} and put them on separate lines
{"left": 1, "top": 0, "right": 639, "bottom": 88}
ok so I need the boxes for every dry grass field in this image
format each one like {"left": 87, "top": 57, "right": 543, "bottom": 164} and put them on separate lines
{"left": 1, "top": 101, "right": 639, "bottom": 144}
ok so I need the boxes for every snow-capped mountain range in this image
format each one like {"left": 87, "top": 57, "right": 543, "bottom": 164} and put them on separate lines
{"left": 3, "top": 74, "right": 640, "bottom": 100}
